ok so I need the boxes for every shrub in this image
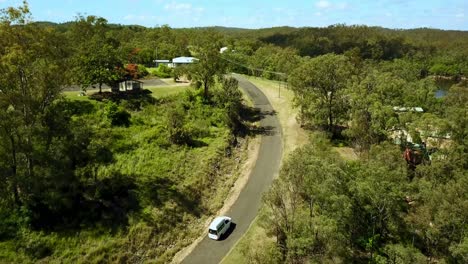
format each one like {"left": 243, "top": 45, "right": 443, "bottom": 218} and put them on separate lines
{"left": 105, "top": 102, "right": 131, "bottom": 127}
{"left": 152, "top": 64, "right": 173, "bottom": 78}
{"left": 167, "top": 105, "right": 191, "bottom": 145}
{"left": 138, "top": 64, "right": 149, "bottom": 77}
{"left": 17, "top": 230, "right": 54, "bottom": 260}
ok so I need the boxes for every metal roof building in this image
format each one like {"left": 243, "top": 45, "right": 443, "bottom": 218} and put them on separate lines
{"left": 172, "top": 57, "right": 198, "bottom": 64}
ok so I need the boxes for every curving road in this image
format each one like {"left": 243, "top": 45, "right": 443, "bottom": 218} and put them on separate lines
{"left": 181, "top": 75, "right": 283, "bottom": 264}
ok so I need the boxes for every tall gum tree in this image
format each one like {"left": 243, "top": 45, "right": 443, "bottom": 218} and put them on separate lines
{"left": 71, "top": 15, "right": 124, "bottom": 93}
{"left": 188, "top": 30, "right": 226, "bottom": 100}
{"left": 0, "top": 1, "right": 68, "bottom": 208}
{"left": 288, "top": 54, "right": 353, "bottom": 136}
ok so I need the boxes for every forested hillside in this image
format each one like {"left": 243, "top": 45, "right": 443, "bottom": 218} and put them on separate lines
{"left": 0, "top": 0, "right": 467, "bottom": 263}
{"left": 0, "top": 3, "right": 249, "bottom": 263}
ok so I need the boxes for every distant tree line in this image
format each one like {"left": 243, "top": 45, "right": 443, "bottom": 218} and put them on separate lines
{"left": 1, "top": 0, "right": 467, "bottom": 262}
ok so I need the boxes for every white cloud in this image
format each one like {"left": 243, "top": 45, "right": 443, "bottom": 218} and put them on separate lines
{"left": 315, "top": 1, "right": 350, "bottom": 11}
{"left": 165, "top": 2, "right": 191, "bottom": 11}
{"left": 164, "top": 1, "right": 204, "bottom": 14}
{"left": 316, "top": 0, "right": 330, "bottom": 9}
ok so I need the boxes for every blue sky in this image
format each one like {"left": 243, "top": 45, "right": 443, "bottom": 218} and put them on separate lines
{"left": 1, "top": 0, "right": 467, "bottom": 30}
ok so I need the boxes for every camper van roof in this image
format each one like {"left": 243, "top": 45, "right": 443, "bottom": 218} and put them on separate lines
{"left": 209, "top": 216, "right": 227, "bottom": 230}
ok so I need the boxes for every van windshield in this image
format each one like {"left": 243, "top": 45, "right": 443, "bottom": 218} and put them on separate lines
{"left": 209, "top": 229, "right": 217, "bottom": 235}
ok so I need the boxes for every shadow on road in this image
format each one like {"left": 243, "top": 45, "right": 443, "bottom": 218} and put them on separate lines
{"left": 240, "top": 105, "right": 278, "bottom": 136}
{"left": 249, "top": 125, "right": 277, "bottom": 136}
{"left": 218, "top": 222, "right": 237, "bottom": 241}
{"left": 240, "top": 106, "right": 277, "bottom": 122}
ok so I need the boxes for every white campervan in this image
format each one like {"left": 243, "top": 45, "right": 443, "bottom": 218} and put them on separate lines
{"left": 208, "top": 216, "right": 232, "bottom": 240}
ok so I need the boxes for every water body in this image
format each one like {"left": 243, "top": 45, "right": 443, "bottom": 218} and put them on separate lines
{"left": 435, "top": 89, "right": 447, "bottom": 98}
{"left": 434, "top": 78, "right": 457, "bottom": 98}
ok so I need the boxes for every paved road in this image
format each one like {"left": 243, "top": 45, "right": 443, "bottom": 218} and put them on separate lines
{"left": 181, "top": 75, "right": 282, "bottom": 264}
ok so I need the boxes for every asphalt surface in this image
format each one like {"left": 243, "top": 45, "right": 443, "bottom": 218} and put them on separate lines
{"left": 180, "top": 75, "right": 282, "bottom": 264}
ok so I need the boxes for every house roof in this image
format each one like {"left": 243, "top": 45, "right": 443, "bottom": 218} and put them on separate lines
{"left": 172, "top": 57, "right": 197, "bottom": 64}
{"left": 393, "top": 106, "right": 424, "bottom": 113}
{"left": 154, "top": 59, "right": 170, "bottom": 63}
{"left": 209, "top": 216, "right": 229, "bottom": 230}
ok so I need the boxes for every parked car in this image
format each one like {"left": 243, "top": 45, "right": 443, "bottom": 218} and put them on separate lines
{"left": 208, "top": 216, "right": 232, "bottom": 240}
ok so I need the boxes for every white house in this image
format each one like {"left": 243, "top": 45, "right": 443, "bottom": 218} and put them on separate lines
{"left": 170, "top": 57, "right": 198, "bottom": 67}
{"left": 111, "top": 80, "right": 143, "bottom": 92}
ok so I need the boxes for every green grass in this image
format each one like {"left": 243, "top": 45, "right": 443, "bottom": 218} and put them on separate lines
{"left": 62, "top": 90, "right": 97, "bottom": 101}
{"left": 4, "top": 85, "right": 248, "bottom": 264}
{"left": 62, "top": 86, "right": 189, "bottom": 101}
{"left": 221, "top": 217, "right": 263, "bottom": 264}
{"left": 146, "top": 86, "right": 189, "bottom": 98}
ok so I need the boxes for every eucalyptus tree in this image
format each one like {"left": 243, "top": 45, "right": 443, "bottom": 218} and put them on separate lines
{"left": 188, "top": 30, "right": 227, "bottom": 100}
{"left": 288, "top": 54, "right": 353, "bottom": 136}
{"left": 71, "top": 15, "right": 124, "bottom": 93}
{"left": 0, "top": 1, "right": 68, "bottom": 208}
{"left": 345, "top": 69, "right": 400, "bottom": 150}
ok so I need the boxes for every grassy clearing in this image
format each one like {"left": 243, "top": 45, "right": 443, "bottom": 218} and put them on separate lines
{"left": 221, "top": 217, "right": 273, "bottom": 264}
{"left": 63, "top": 86, "right": 188, "bottom": 101}
{"left": 2, "top": 84, "right": 252, "bottom": 264}
{"left": 146, "top": 86, "right": 189, "bottom": 98}
{"left": 62, "top": 90, "right": 99, "bottom": 100}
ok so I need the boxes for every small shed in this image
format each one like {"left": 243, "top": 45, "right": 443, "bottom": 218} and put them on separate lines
{"left": 154, "top": 59, "right": 170, "bottom": 67}
{"left": 112, "top": 80, "right": 143, "bottom": 92}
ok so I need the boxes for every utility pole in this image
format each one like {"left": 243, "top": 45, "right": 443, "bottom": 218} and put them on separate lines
{"left": 155, "top": 47, "right": 158, "bottom": 67}
{"left": 278, "top": 80, "right": 281, "bottom": 98}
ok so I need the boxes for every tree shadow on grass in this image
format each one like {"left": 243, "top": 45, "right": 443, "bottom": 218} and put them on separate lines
{"left": 28, "top": 172, "right": 139, "bottom": 233}
{"left": 59, "top": 100, "right": 96, "bottom": 115}
{"left": 188, "top": 139, "right": 209, "bottom": 148}
{"left": 145, "top": 177, "right": 205, "bottom": 217}
{"left": 89, "top": 89, "right": 157, "bottom": 110}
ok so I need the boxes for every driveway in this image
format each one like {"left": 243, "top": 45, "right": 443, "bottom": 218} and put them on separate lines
{"left": 180, "top": 75, "right": 282, "bottom": 264}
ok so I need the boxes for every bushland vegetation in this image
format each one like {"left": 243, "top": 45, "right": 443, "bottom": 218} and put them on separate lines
{"left": 235, "top": 24, "right": 468, "bottom": 264}
{"left": 241, "top": 131, "right": 467, "bottom": 263}
{"left": 0, "top": 2, "right": 249, "bottom": 263}
{"left": 1, "top": 0, "right": 467, "bottom": 262}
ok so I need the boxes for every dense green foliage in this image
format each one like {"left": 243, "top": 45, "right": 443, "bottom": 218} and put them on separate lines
{"left": 1, "top": 0, "right": 467, "bottom": 263}
{"left": 289, "top": 54, "right": 353, "bottom": 133}
{"left": 0, "top": 3, "right": 248, "bottom": 263}
{"left": 249, "top": 132, "right": 467, "bottom": 263}
{"left": 71, "top": 15, "right": 125, "bottom": 93}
